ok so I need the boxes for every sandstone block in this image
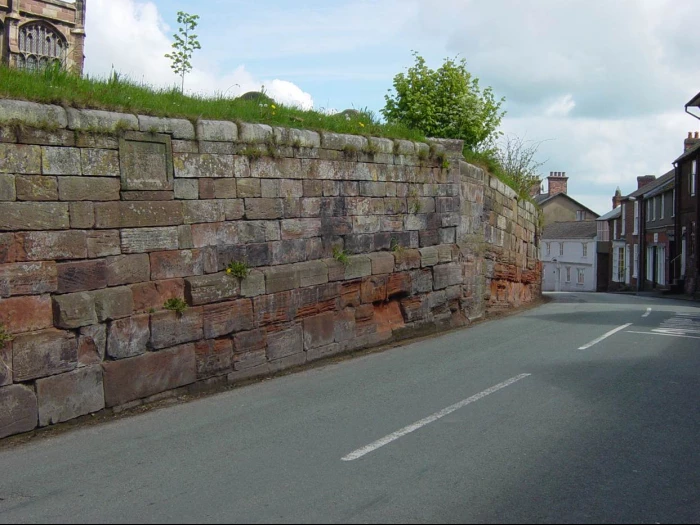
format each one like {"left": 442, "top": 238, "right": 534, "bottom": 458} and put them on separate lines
{"left": 66, "top": 108, "right": 138, "bottom": 132}
{"left": 120, "top": 227, "right": 179, "bottom": 254}
{"left": 0, "top": 342, "right": 11, "bottom": 387}
{"left": 131, "top": 279, "right": 185, "bottom": 313}
{"left": 394, "top": 249, "right": 422, "bottom": 272}
{"left": 0, "top": 100, "right": 67, "bottom": 128}
{"left": 265, "top": 265, "right": 301, "bottom": 294}
{"left": 36, "top": 366, "right": 105, "bottom": 427}
{"left": 106, "top": 254, "right": 151, "bottom": 286}
{"left": 52, "top": 292, "right": 97, "bottom": 329}
{"left": 150, "top": 250, "right": 204, "bottom": 280}
{"left": 387, "top": 272, "right": 412, "bottom": 298}
{"left": 0, "top": 295, "right": 53, "bottom": 334}
{"left": 375, "top": 300, "right": 406, "bottom": 334}
{"left": 411, "top": 269, "right": 433, "bottom": 294}
{"left": 297, "top": 260, "right": 329, "bottom": 288}
{"left": 0, "top": 384, "right": 38, "bottom": 439}
{"left": 361, "top": 275, "right": 388, "bottom": 304}
{"left": 344, "top": 255, "right": 372, "bottom": 280}
{"left": 0, "top": 261, "right": 57, "bottom": 297}
{"left": 368, "top": 252, "right": 395, "bottom": 275}
{"left": 183, "top": 200, "right": 226, "bottom": 224}
{"left": 433, "top": 263, "right": 463, "bottom": 290}
{"left": 195, "top": 120, "right": 237, "bottom": 142}
{"left": 87, "top": 231, "right": 120, "bottom": 258}
{"left": 267, "top": 325, "right": 303, "bottom": 361}
{"left": 0, "top": 202, "right": 69, "bottom": 230}
{"left": 439, "top": 227, "right": 457, "bottom": 244}
{"left": 58, "top": 177, "right": 120, "bottom": 201}
{"left": 245, "top": 198, "right": 283, "bottom": 220}
{"left": 139, "top": 116, "right": 195, "bottom": 139}
{"left": 420, "top": 230, "right": 439, "bottom": 247}
{"left": 12, "top": 329, "right": 77, "bottom": 382}
{"left": 303, "top": 312, "right": 335, "bottom": 350}
{"left": 195, "top": 339, "right": 233, "bottom": 379}
{"left": 269, "top": 239, "right": 307, "bottom": 265}
{"left": 78, "top": 324, "right": 107, "bottom": 367}
{"left": 16, "top": 230, "right": 86, "bottom": 260}
{"left": 57, "top": 260, "right": 108, "bottom": 294}
{"left": 102, "top": 344, "right": 196, "bottom": 407}
{"left": 352, "top": 216, "right": 381, "bottom": 234}
{"left": 173, "top": 153, "right": 234, "bottom": 179}
{"left": 94, "top": 202, "right": 183, "bottom": 229}
{"left": 238, "top": 123, "right": 272, "bottom": 143}
{"left": 237, "top": 178, "right": 261, "bottom": 198}
{"left": 281, "top": 218, "right": 322, "bottom": 240}
{"left": 174, "top": 179, "right": 199, "bottom": 200}
{"left": 150, "top": 309, "right": 204, "bottom": 349}
{"left": 0, "top": 233, "right": 18, "bottom": 264}
{"left": 185, "top": 273, "right": 240, "bottom": 306}
{"left": 107, "top": 315, "right": 150, "bottom": 360}
{"left": 420, "top": 247, "right": 440, "bottom": 267}
{"left": 233, "top": 350, "right": 267, "bottom": 372}
{"left": 42, "top": 147, "right": 81, "bottom": 175}
{"left": 268, "top": 352, "right": 306, "bottom": 373}
{"left": 70, "top": 202, "right": 96, "bottom": 229}
{"left": 240, "top": 270, "right": 266, "bottom": 298}
{"left": 401, "top": 296, "right": 429, "bottom": 323}
{"left": 93, "top": 286, "right": 134, "bottom": 322}
{"left": 254, "top": 291, "right": 295, "bottom": 325}
{"left": 233, "top": 329, "right": 267, "bottom": 355}
{"left": 0, "top": 174, "right": 15, "bottom": 201}
{"left": 0, "top": 144, "right": 41, "bottom": 174}
{"left": 203, "top": 299, "right": 254, "bottom": 339}
{"left": 15, "top": 175, "right": 57, "bottom": 201}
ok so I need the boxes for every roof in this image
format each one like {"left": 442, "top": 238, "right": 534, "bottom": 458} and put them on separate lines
{"left": 534, "top": 192, "right": 600, "bottom": 218}
{"left": 643, "top": 170, "right": 675, "bottom": 199}
{"left": 686, "top": 92, "right": 700, "bottom": 108}
{"left": 624, "top": 169, "right": 675, "bottom": 199}
{"left": 541, "top": 221, "right": 598, "bottom": 240}
{"left": 597, "top": 207, "right": 622, "bottom": 222}
{"left": 674, "top": 141, "right": 700, "bottom": 164}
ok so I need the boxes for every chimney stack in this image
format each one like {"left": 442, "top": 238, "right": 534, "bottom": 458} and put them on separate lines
{"left": 613, "top": 187, "right": 622, "bottom": 210}
{"left": 529, "top": 179, "right": 543, "bottom": 198}
{"left": 637, "top": 175, "right": 656, "bottom": 190}
{"left": 547, "top": 171, "right": 569, "bottom": 197}
{"left": 685, "top": 131, "right": 700, "bottom": 151}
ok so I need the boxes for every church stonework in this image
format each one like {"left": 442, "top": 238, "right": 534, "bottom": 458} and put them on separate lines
{"left": 0, "top": 0, "right": 86, "bottom": 74}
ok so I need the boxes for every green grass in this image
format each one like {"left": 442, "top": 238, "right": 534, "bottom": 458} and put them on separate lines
{"left": 0, "top": 324, "right": 12, "bottom": 349}
{"left": 163, "top": 297, "right": 188, "bottom": 315}
{"left": 0, "top": 66, "right": 426, "bottom": 142}
{"left": 462, "top": 147, "right": 534, "bottom": 202}
{"left": 332, "top": 247, "right": 349, "bottom": 265}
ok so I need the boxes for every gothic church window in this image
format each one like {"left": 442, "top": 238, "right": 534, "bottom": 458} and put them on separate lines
{"left": 17, "top": 22, "right": 67, "bottom": 71}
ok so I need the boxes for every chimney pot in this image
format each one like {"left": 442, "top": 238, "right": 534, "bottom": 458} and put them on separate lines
{"left": 696, "top": 132, "right": 699, "bottom": 139}
{"left": 690, "top": 132, "right": 693, "bottom": 139}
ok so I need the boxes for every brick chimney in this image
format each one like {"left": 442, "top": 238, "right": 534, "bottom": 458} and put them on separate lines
{"left": 685, "top": 131, "right": 700, "bottom": 151}
{"left": 613, "top": 187, "right": 622, "bottom": 209}
{"left": 637, "top": 175, "right": 656, "bottom": 190}
{"left": 547, "top": 171, "right": 569, "bottom": 197}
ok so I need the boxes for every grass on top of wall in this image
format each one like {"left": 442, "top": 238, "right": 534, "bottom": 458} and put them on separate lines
{"left": 0, "top": 66, "right": 426, "bottom": 142}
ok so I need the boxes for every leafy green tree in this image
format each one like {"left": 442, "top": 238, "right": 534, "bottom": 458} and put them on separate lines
{"left": 382, "top": 52, "right": 505, "bottom": 150}
{"left": 165, "top": 11, "right": 202, "bottom": 93}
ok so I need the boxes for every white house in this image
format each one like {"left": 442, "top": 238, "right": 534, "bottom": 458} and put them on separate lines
{"left": 541, "top": 221, "right": 598, "bottom": 292}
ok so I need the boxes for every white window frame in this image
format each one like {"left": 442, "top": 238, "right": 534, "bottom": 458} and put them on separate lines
{"left": 646, "top": 246, "right": 654, "bottom": 282}
{"left": 621, "top": 204, "right": 626, "bottom": 235}
{"left": 691, "top": 161, "right": 697, "bottom": 197}
{"left": 625, "top": 245, "right": 631, "bottom": 284}
{"left": 559, "top": 242, "right": 564, "bottom": 257}
{"left": 566, "top": 267, "right": 572, "bottom": 283}
{"left": 633, "top": 201, "right": 639, "bottom": 235}
{"left": 660, "top": 196, "right": 665, "bottom": 220}
{"left": 546, "top": 242, "right": 551, "bottom": 257}
{"left": 582, "top": 243, "right": 588, "bottom": 258}
{"left": 633, "top": 244, "right": 639, "bottom": 279}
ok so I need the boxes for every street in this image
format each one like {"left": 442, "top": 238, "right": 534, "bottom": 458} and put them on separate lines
{"left": 1, "top": 293, "right": 699, "bottom": 524}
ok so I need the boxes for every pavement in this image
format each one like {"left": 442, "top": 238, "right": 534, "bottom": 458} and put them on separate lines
{"left": 0, "top": 292, "right": 699, "bottom": 524}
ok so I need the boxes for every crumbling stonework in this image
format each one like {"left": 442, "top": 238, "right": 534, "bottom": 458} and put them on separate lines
{"left": 0, "top": 99, "right": 541, "bottom": 439}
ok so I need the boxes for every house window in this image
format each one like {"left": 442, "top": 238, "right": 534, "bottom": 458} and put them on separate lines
{"left": 692, "top": 161, "right": 697, "bottom": 197}
{"left": 0, "top": 20, "right": 4, "bottom": 60}
{"left": 659, "top": 196, "right": 664, "bottom": 220}
{"left": 618, "top": 247, "right": 626, "bottom": 283}
{"left": 578, "top": 269, "right": 585, "bottom": 285}
{"left": 633, "top": 244, "right": 639, "bottom": 279}
{"left": 647, "top": 246, "right": 654, "bottom": 282}
{"left": 546, "top": 243, "right": 551, "bottom": 256}
{"left": 633, "top": 201, "right": 639, "bottom": 235}
{"left": 653, "top": 198, "right": 657, "bottom": 221}
{"left": 582, "top": 243, "right": 588, "bottom": 258}
{"left": 625, "top": 245, "right": 631, "bottom": 284}
{"left": 621, "top": 204, "right": 626, "bottom": 235}
{"left": 576, "top": 211, "right": 585, "bottom": 221}
{"left": 673, "top": 189, "right": 676, "bottom": 217}
{"left": 566, "top": 267, "right": 572, "bottom": 283}
{"left": 16, "top": 23, "right": 67, "bottom": 72}
{"left": 559, "top": 242, "right": 564, "bottom": 257}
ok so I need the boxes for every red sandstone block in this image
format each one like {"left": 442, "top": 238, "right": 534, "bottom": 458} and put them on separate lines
{"left": 0, "top": 384, "right": 38, "bottom": 439}
{"left": 361, "top": 276, "right": 388, "bottom": 304}
{"left": 150, "top": 308, "right": 204, "bottom": 350}
{"left": 394, "top": 249, "right": 422, "bottom": 271}
{"left": 12, "top": 328, "right": 77, "bottom": 382}
{"left": 203, "top": 299, "right": 254, "bottom": 339}
{"left": 266, "top": 324, "right": 303, "bottom": 361}
{"left": 334, "top": 309, "right": 356, "bottom": 343}
{"left": 16, "top": 231, "right": 87, "bottom": 261}
{"left": 303, "top": 312, "right": 335, "bottom": 350}
{"left": 36, "top": 366, "right": 105, "bottom": 427}
{"left": 132, "top": 279, "right": 185, "bottom": 313}
{"left": 0, "top": 261, "right": 57, "bottom": 297}
{"left": 1, "top": 341, "right": 11, "bottom": 387}
{"left": 56, "top": 259, "right": 108, "bottom": 293}
{"left": 102, "top": 344, "right": 196, "bottom": 407}
{"left": 374, "top": 301, "right": 406, "bottom": 334}
{"left": 233, "top": 329, "right": 267, "bottom": 355}
{"left": 233, "top": 349, "right": 267, "bottom": 371}
{"left": 0, "top": 295, "right": 53, "bottom": 334}
{"left": 150, "top": 250, "right": 204, "bottom": 280}
{"left": 0, "top": 233, "right": 20, "bottom": 264}
{"left": 340, "top": 281, "right": 361, "bottom": 309}
{"left": 253, "top": 291, "right": 295, "bottom": 326}
{"left": 400, "top": 296, "right": 430, "bottom": 323}
{"left": 387, "top": 272, "right": 412, "bottom": 299}
{"left": 195, "top": 339, "right": 233, "bottom": 379}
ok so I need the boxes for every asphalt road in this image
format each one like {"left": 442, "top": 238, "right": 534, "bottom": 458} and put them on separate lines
{"left": 1, "top": 293, "right": 699, "bottom": 524}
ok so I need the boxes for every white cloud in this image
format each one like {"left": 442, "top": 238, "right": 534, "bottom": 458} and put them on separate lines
{"left": 83, "top": 0, "right": 314, "bottom": 109}
{"left": 544, "top": 95, "right": 576, "bottom": 118}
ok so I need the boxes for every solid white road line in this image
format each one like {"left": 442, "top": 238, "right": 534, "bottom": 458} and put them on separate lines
{"left": 627, "top": 331, "right": 700, "bottom": 340}
{"left": 578, "top": 324, "right": 633, "bottom": 350}
{"left": 341, "top": 374, "right": 532, "bottom": 462}
{"left": 643, "top": 308, "right": 652, "bottom": 318}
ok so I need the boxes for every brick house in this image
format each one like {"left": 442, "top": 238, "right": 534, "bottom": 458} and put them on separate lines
{"left": 533, "top": 172, "right": 599, "bottom": 227}
{"left": 595, "top": 203, "right": 621, "bottom": 292}
{"left": 640, "top": 170, "right": 675, "bottom": 291}
{"left": 673, "top": 130, "right": 700, "bottom": 294}
{"left": 0, "top": 0, "right": 85, "bottom": 74}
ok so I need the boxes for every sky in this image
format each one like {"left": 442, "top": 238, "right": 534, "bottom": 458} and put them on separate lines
{"left": 80, "top": 0, "right": 700, "bottom": 216}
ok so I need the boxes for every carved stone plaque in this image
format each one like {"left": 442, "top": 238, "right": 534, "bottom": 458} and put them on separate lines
{"left": 119, "top": 132, "right": 174, "bottom": 191}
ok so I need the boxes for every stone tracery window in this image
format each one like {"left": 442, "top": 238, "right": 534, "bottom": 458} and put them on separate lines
{"left": 17, "top": 22, "right": 67, "bottom": 71}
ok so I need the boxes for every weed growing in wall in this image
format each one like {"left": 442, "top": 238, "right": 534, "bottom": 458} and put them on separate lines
{"left": 0, "top": 324, "right": 12, "bottom": 349}
{"left": 164, "top": 298, "right": 188, "bottom": 315}
{"left": 226, "top": 261, "right": 250, "bottom": 279}
{"left": 333, "top": 247, "right": 350, "bottom": 266}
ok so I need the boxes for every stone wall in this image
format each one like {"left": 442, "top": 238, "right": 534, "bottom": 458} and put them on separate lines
{"left": 0, "top": 99, "right": 541, "bottom": 439}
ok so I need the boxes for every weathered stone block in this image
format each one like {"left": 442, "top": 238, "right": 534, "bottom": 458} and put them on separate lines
{"left": 183, "top": 200, "right": 226, "bottom": 224}
{"left": 0, "top": 233, "right": 18, "bottom": 265}
{"left": 131, "top": 279, "right": 185, "bottom": 313}
{"left": 265, "top": 265, "right": 301, "bottom": 294}
{"left": 15, "top": 175, "right": 57, "bottom": 201}
{"left": 16, "top": 230, "right": 86, "bottom": 261}
{"left": 267, "top": 324, "right": 303, "bottom": 361}
{"left": 203, "top": 299, "right": 254, "bottom": 339}
{"left": 102, "top": 344, "right": 196, "bottom": 407}
{"left": 269, "top": 239, "right": 307, "bottom": 265}
{"left": 238, "top": 122, "right": 272, "bottom": 143}
{"left": 254, "top": 291, "right": 295, "bottom": 325}
{"left": 0, "top": 144, "right": 42, "bottom": 174}
{"left": 268, "top": 352, "right": 307, "bottom": 373}
{"left": 106, "top": 254, "right": 151, "bottom": 286}
{"left": 344, "top": 255, "right": 372, "bottom": 280}
{"left": 173, "top": 153, "right": 234, "bottom": 179}
{"left": 185, "top": 273, "right": 240, "bottom": 306}
{"left": 150, "top": 250, "right": 204, "bottom": 280}
{"left": 237, "top": 178, "right": 261, "bottom": 199}
{"left": 439, "top": 227, "right": 457, "bottom": 245}
{"left": 411, "top": 269, "right": 433, "bottom": 294}
{"left": 233, "top": 350, "right": 267, "bottom": 372}
{"left": 106, "top": 315, "right": 150, "bottom": 360}
{"left": 12, "top": 329, "right": 77, "bottom": 382}
{"left": 212, "top": 179, "right": 237, "bottom": 199}
{"left": 139, "top": 116, "right": 195, "bottom": 139}
{"left": 195, "top": 120, "right": 237, "bottom": 142}
{"left": 150, "top": 308, "right": 204, "bottom": 349}
{"left": 375, "top": 300, "right": 406, "bottom": 334}
{"left": 245, "top": 198, "right": 283, "bottom": 220}
{"left": 78, "top": 324, "right": 106, "bottom": 367}
{"left": 345, "top": 234, "right": 374, "bottom": 255}
{"left": 93, "top": 286, "right": 134, "bottom": 322}
{"left": 0, "top": 174, "right": 15, "bottom": 201}
{"left": 438, "top": 244, "right": 455, "bottom": 263}
{"left": 303, "top": 312, "right": 335, "bottom": 350}
{"left": 174, "top": 179, "right": 199, "bottom": 200}
{"left": 94, "top": 202, "right": 183, "bottom": 229}
{"left": 53, "top": 292, "right": 97, "bottom": 329}
{"left": 352, "top": 216, "right": 381, "bottom": 234}
{"left": 367, "top": 252, "right": 395, "bottom": 275}
{"left": 0, "top": 202, "right": 69, "bottom": 230}
{"left": 401, "top": 296, "right": 430, "bottom": 323}
{"left": 120, "top": 227, "right": 179, "bottom": 254}
{"left": 0, "top": 295, "right": 53, "bottom": 334}
{"left": 297, "top": 260, "right": 329, "bottom": 288}
{"left": 0, "top": 384, "right": 38, "bottom": 439}
{"left": 58, "top": 177, "right": 120, "bottom": 201}
{"left": 233, "top": 329, "right": 267, "bottom": 354}
{"left": 241, "top": 270, "right": 266, "bottom": 298}
{"left": 0, "top": 341, "right": 11, "bottom": 387}
{"left": 281, "top": 218, "right": 322, "bottom": 240}
{"left": 70, "top": 202, "right": 96, "bottom": 229}
{"left": 57, "top": 260, "right": 108, "bottom": 293}
{"left": 0, "top": 261, "right": 57, "bottom": 297}
{"left": 195, "top": 339, "right": 233, "bottom": 379}
{"left": 420, "top": 230, "right": 439, "bottom": 248}
{"left": 42, "top": 147, "right": 81, "bottom": 175}
{"left": 0, "top": 100, "right": 67, "bottom": 128}
{"left": 420, "top": 247, "right": 440, "bottom": 267}
{"left": 387, "top": 272, "right": 412, "bottom": 298}
{"left": 433, "top": 263, "right": 463, "bottom": 290}
{"left": 394, "top": 249, "right": 422, "bottom": 271}
{"left": 36, "top": 366, "right": 105, "bottom": 427}
{"left": 66, "top": 108, "right": 138, "bottom": 132}
{"left": 361, "top": 275, "right": 388, "bottom": 304}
